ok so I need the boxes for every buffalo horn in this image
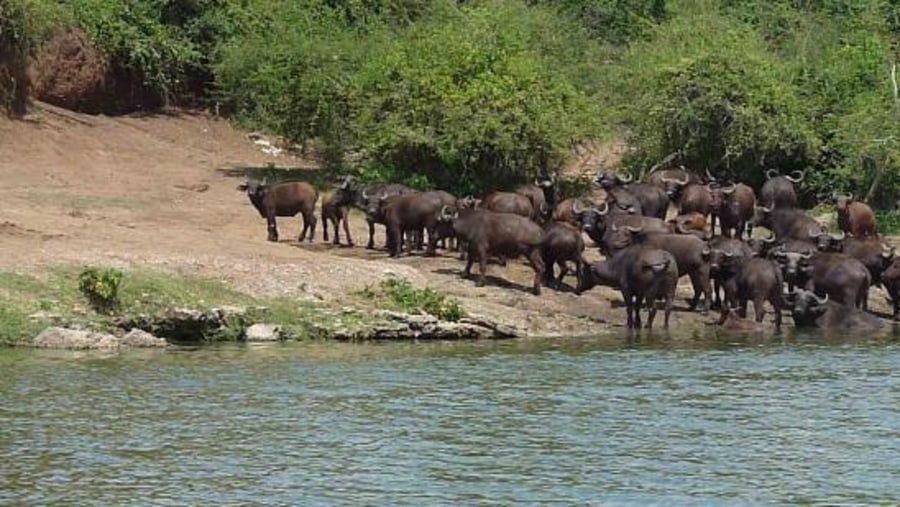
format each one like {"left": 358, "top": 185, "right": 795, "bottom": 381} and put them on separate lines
{"left": 625, "top": 225, "right": 644, "bottom": 233}
{"left": 830, "top": 230, "right": 846, "bottom": 241}
{"left": 814, "top": 292, "right": 829, "bottom": 305}
{"left": 785, "top": 169, "right": 805, "bottom": 183}
{"left": 722, "top": 182, "right": 737, "bottom": 194}
{"left": 596, "top": 201, "right": 609, "bottom": 216}
{"left": 361, "top": 189, "right": 370, "bottom": 200}
{"left": 810, "top": 227, "right": 826, "bottom": 239}
{"left": 846, "top": 192, "right": 854, "bottom": 202}
{"left": 705, "top": 168, "right": 716, "bottom": 182}
{"left": 723, "top": 250, "right": 736, "bottom": 258}
{"left": 761, "top": 233, "right": 776, "bottom": 243}
{"left": 765, "top": 169, "right": 778, "bottom": 180}
{"left": 571, "top": 199, "right": 584, "bottom": 215}
{"left": 800, "top": 250, "right": 813, "bottom": 259}
{"left": 618, "top": 172, "right": 633, "bottom": 184}
{"left": 758, "top": 204, "right": 773, "bottom": 213}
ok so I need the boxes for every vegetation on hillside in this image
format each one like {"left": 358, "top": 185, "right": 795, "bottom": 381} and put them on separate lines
{"left": 2, "top": 0, "right": 899, "bottom": 204}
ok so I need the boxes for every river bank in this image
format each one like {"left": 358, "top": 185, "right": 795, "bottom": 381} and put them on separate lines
{"left": 1, "top": 107, "right": 896, "bottom": 347}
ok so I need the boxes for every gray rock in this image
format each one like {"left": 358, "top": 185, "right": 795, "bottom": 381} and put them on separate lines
{"left": 121, "top": 328, "right": 168, "bottom": 348}
{"left": 245, "top": 323, "right": 283, "bottom": 342}
{"left": 33, "top": 327, "right": 120, "bottom": 349}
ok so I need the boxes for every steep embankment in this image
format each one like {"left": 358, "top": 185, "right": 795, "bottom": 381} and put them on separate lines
{"left": 0, "top": 104, "right": 813, "bottom": 337}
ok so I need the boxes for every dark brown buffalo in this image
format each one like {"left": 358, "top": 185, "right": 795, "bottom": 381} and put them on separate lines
{"left": 706, "top": 236, "right": 754, "bottom": 309}
{"left": 321, "top": 191, "right": 353, "bottom": 246}
{"left": 595, "top": 171, "right": 669, "bottom": 219}
{"left": 450, "top": 208, "right": 546, "bottom": 295}
{"left": 668, "top": 212, "right": 708, "bottom": 238}
{"left": 515, "top": 174, "right": 557, "bottom": 222}
{"left": 588, "top": 210, "right": 671, "bottom": 253}
{"left": 715, "top": 256, "right": 785, "bottom": 331}
{"left": 709, "top": 182, "right": 756, "bottom": 238}
{"left": 603, "top": 225, "right": 713, "bottom": 312}
{"left": 745, "top": 233, "right": 778, "bottom": 258}
{"left": 882, "top": 258, "right": 900, "bottom": 320}
{"left": 760, "top": 169, "right": 803, "bottom": 209}
{"left": 382, "top": 192, "right": 453, "bottom": 257}
{"left": 647, "top": 167, "right": 702, "bottom": 202}
{"left": 238, "top": 179, "right": 318, "bottom": 242}
{"left": 786, "top": 289, "right": 883, "bottom": 331}
{"left": 578, "top": 244, "right": 678, "bottom": 329}
{"left": 552, "top": 197, "right": 595, "bottom": 227}
{"left": 749, "top": 206, "right": 826, "bottom": 241}
{"left": 677, "top": 183, "right": 712, "bottom": 220}
{"left": 815, "top": 234, "right": 894, "bottom": 287}
{"left": 541, "top": 221, "right": 587, "bottom": 292}
{"left": 770, "top": 239, "right": 817, "bottom": 291}
{"left": 335, "top": 182, "right": 415, "bottom": 249}
{"left": 835, "top": 193, "right": 877, "bottom": 237}
{"left": 603, "top": 186, "right": 643, "bottom": 216}
{"left": 479, "top": 191, "right": 538, "bottom": 221}
{"left": 774, "top": 247, "right": 871, "bottom": 309}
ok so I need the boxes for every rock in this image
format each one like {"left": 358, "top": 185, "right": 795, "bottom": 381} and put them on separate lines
{"left": 121, "top": 328, "right": 168, "bottom": 348}
{"left": 336, "top": 311, "right": 521, "bottom": 341}
{"left": 33, "top": 327, "right": 120, "bottom": 349}
{"left": 245, "top": 323, "right": 283, "bottom": 342}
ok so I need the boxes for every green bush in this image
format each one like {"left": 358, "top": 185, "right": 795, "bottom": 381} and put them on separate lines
{"left": 0, "top": 0, "right": 32, "bottom": 116}
{"left": 78, "top": 267, "right": 123, "bottom": 313}
{"left": 360, "top": 278, "right": 466, "bottom": 322}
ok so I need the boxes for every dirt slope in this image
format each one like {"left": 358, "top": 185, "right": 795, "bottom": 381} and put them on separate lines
{"left": 0, "top": 105, "right": 813, "bottom": 337}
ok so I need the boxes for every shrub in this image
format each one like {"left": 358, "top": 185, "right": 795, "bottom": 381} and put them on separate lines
{"left": 78, "top": 267, "right": 123, "bottom": 313}
{"left": 0, "top": 0, "right": 32, "bottom": 116}
{"left": 359, "top": 277, "right": 466, "bottom": 322}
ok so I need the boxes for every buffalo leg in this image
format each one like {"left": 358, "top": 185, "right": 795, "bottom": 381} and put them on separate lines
{"left": 366, "top": 220, "right": 376, "bottom": 249}
{"left": 267, "top": 215, "right": 278, "bottom": 242}
{"left": 769, "top": 290, "right": 783, "bottom": 331}
{"left": 664, "top": 284, "right": 675, "bottom": 329}
{"left": 424, "top": 226, "right": 438, "bottom": 257}
{"left": 322, "top": 216, "right": 330, "bottom": 242}
{"left": 389, "top": 224, "right": 402, "bottom": 257}
{"left": 646, "top": 294, "right": 658, "bottom": 329}
{"left": 299, "top": 214, "right": 310, "bottom": 242}
{"left": 573, "top": 256, "right": 585, "bottom": 295}
{"left": 527, "top": 248, "right": 544, "bottom": 295}
{"left": 477, "top": 248, "right": 489, "bottom": 287}
{"left": 752, "top": 296, "right": 766, "bottom": 323}
{"left": 633, "top": 295, "right": 643, "bottom": 329}
{"left": 556, "top": 261, "right": 569, "bottom": 289}
{"left": 331, "top": 217, "right": 341, "bottom": 245}
{"left": 304, "top": 211, "right": 317, "bottom": 242}
{"left": 623, "top": 289, "right": 635, "bottom": 328}
{"left": 688, "top": 269, "right": 711, "bottom": 314}
{"left": 463, "top": 248, "right": 475, "bottom": 278}
{"left": 341, "top": 209, "right": 354, "bottom": 247}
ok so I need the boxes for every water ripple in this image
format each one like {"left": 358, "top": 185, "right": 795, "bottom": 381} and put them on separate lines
{"left": 1, "top": 340, "right": 898, "bottom": 505}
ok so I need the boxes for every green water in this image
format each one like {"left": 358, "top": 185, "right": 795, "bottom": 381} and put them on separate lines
{"left": 1, "top": 337, "right": 898, "bottom": 505}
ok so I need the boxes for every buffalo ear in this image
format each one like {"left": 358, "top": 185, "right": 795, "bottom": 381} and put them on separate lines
{"left": 237, "top": 184, "right": 249, "bottom": 191}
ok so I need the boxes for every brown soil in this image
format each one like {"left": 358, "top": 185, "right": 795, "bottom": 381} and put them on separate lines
{"left": 2, "top": 105, "right": 889, "bottom": 337}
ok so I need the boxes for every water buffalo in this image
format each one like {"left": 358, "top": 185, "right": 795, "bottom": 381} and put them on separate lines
{"left": 596, "top": 171, "right": 669, "bottom": 219}
{"left": 815, "top": 234, "right": 894, "bottom": 287}
{"left": 321, "top": 191, "right": 353, "bottom": 246}
{"left": 760, "top": 169, "right": 803, "bottom": 209}
{"left": 715, "top": 255, "right": 785, "bottom": 331}
{"left": 668, "top": 212, "right": 709, "bottom": 238}
{"left": 745, "top": 233, "right": 778, "bottom": 258}
{"left": 383, "top": 192, "right": 454, "bottom": 257}
{"left": 647, "top": 166, "right": 702, "bottom": 203}
{"left": 515, "top": 174, "right": 557, "bottom": 222}
{"left": 449, "top": 208, "right": 546, "bottom": 295}
{"left": 479, "top": 192, "right": 539, "bottom": 221}
{"left": 707, "top": 236, "right": 754, "bottom": 309}
{"left": 336, "top": 182, "right": 414, "bottom": 249}
{"left": 579, "top": 244, "right": 678, "bottom": 329}
{"left": 774, "top": 247, "right": 871, "bottom": 309}
{"left": 709, "top": 182, "right": 756, "bottom": 238}
{"left": 541, "top": 221, "right": 587, "bottom": 292}
{"left": 603, "top": 225, "right": 713, "bottom": 312}
{"left": 882, "top": 258, "right": 900, "bottom": 320}
{"left": 238, "top": 179, "right": 318, "bottom": 242}
{"left": 786, "top": 289, "right": 883, "bottom": 331}
{"left": 749, "top": 206, "right": 826, "bottom": 241}
{"left": 835, "top": 193, "right": 877, "bottom": 237}
{"left": 677, "top": 183, "right": 712, "bottom": 221}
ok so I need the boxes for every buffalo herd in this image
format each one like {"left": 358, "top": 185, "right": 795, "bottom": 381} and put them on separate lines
{"left": 239, "top": 168, "right": 899, "bottom": 333}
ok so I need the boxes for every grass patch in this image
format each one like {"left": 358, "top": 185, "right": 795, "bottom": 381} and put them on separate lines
{"left": 356, "top": 277, "right": 466, "bottom": 322}
{"left": 0, "top": 266, "right": 357, "bottom": 345}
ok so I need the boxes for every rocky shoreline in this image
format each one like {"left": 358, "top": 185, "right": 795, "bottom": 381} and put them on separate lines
{"left": 23, "top": 306, "right": 523, "bottom": 350}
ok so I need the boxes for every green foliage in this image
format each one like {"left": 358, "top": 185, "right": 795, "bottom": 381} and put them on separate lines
{"left": 876, "top": 210, "right": 900, "bottom": 235}
{"left": 78, "top": 267, "right": 123, "bottom": 313}
{"left": 0, "top": 305, "right": 40, "bottom": 346}
{"left": 358, "top": 277, "right": 466, "bottom": 322}
{"left": 0, "top": 0, "right": 32, "bottom": 115}
{"left": 544, "top": 0, "right": 667, "bottom": 44}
